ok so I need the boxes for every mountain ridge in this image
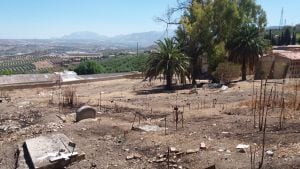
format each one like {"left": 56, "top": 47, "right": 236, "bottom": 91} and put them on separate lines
{"left": 60, "top": 30, "right": 175, "bottom": 47}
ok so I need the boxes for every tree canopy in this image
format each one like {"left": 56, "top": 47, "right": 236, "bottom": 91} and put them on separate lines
{"left": 173, "top": 0, "right": 268, "bottom": 81}
{"left": 145, "top": 38, "right": 189, "bottom": 90}
{"left": 74, "top": 61, "right": 105, "bottom": 75}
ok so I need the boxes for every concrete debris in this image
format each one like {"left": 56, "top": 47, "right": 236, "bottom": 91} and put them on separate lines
{"left": 221, "top": 85, "right": 228, "bottom": 91}
{"left": 200, "top": 142, "right": 207, "bottom": 150}
{"left": 136, "top": 124, "right": 163, "bottom": 132}
{"left": 126, "top": 153, "right": 142, "bottom": 160}
{"left": 236, "top": 144, "right": 250, "bottom": 153}
{"left": 17, "top": 133, "right": 85, "bottom": 169}
{"left": 236, "top": 144, "right": 249, "bottom": 149}
{"left": 221, "top": 132, "right": 230, "bottom": 134}
{"left": 170, "top": 147, "right": 178, "bottom": 153}
{"left": 186, "top": 148, "right": 200, "bottom": 154}
{"left": 266, "top": 150, "right": 274, "bottom": 156}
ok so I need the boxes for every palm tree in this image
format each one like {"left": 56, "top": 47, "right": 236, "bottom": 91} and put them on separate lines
{"left": 145, "top": 38, "right": 189, "bottom": 90}
{"left": 227, "top": 23, "right": 267, "bottom": 81}
{"left": 175, "top": 26, "right": 203, "bottom": 85}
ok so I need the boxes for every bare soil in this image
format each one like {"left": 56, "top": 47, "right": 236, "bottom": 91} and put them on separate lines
{"left": 0, "top": 77, "right": 300, "bottom": 169}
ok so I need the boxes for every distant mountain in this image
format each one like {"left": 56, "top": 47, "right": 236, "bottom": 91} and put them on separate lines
{"left": 110, "top": 31, "right": 174, "bottom": 46}
{"left": 61, "top": 31, "right": 108, "bottom": 40}
{"left": 60, "top": 31, "right": 175, "bottom": 47}
{"left": 266, "top": 26, "right": 281, "bottom": 30}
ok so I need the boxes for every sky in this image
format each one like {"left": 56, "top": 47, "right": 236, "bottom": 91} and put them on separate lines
{"left": 0, "top": 0, "right": 299, "bottom": 39}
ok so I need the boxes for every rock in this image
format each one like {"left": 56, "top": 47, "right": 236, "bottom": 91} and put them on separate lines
{"left": 236, "top": 144, "right": 249, "bottom": 153}
{"left": 205, "top": 164, "right": 216, "bottom": 169}
{"left": 266, "top": 150, "right": 274, "bottom": 156}
{"left": 186, "top": 148, "right": 199, "bottom": 154}
{"left": 126, "top": 153, "right": 142, "bottom": 160}
{"left": 126, "top": 154, "right": 135, "bottom": 160}
{"left": 0, "top": 125, "right": 8, "bottom": 131}
{"left": 170, "top": 147, "right": 178, "bottom": 153}
{"left": 221, "top": 132, "right": 230, "bottom": 134}
{"left": 154, "top": 158, "right": 166, "bottom": 163}
{"left": 90, "top": 162, "right": 97, "bottom": 168}
{"left": 221, "top": 85, "right": 228, "bottom": 91}
{"left": 200, "top": 142, "right": 206, "bottom": 150}
{"left": 218, "top": 148, "right": 225, "bottom": 152}
{"left": 175, "top": 152, "right": 184, "bottom": 156}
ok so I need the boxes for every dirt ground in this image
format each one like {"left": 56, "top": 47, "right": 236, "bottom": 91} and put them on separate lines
{"left": 0, "top": 77, "right": 300, "bottom": 169}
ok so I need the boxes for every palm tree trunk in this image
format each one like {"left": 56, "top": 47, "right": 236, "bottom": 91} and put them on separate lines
{"left": 166, "top": 73, "right": 172, "bottom": 90}
{"left": 191, "top": 57, "right": 199, "bottom": 85}
{"left": 242, "top": 56, "right": 247, "bottom": 81}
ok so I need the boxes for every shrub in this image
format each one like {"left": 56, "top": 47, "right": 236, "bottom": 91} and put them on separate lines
{"left": 0, "top": 70, "right": 14, "bottom": 75}
{"left": 74, "top": 61, "right": 104, "bottom": 75}
{"left": 213, "top": 62, "right": 241, "bottom": 84}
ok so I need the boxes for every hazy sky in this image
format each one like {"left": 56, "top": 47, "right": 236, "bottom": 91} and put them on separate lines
{"left": 0, "top": 0, "right": 299, "bottom": 39}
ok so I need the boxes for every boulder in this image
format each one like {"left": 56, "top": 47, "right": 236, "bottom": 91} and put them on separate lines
{"left": 76, "top": 105, "right": 96, "bottom": 122}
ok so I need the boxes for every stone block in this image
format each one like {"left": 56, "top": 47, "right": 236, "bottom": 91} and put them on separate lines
{"left": 76, "top": 105, "right": 96, "bottom": 122}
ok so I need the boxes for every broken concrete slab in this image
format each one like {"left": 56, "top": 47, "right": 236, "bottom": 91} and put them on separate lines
{"left": 76, "top": 105, "right": 96, "bottom": 122}
{"left": 17, "top": 133, "right": 85, "bottom": 169}
{"left": 186, "top": 148, "right": 200, "bottom": 154}
{"left": 136, "top": 124, "right": 164, "bottom": 132}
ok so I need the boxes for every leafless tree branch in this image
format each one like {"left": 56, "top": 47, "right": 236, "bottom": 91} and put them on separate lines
{"left": 154, "top": 0, "right": 192, "bottom": 32}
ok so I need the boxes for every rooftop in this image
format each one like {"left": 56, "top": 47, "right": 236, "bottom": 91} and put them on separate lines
{"left": 273, "top": 50, "right": 300, "bottom": 60}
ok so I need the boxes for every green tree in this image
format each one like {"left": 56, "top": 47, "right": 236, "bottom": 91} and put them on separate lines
{"left": 283, "top": 28, "right": 291, "bottom": 45}
{"left": 175, "top": 0, "right": 267, "bottom": 82}
{"left": 74, "top": 61, "right": 104, "bottom": 75}
{"left": 227, "top": 23, "right": 267, "bottom": 81}
{"left": 213, "top": 62, "right": 241, "bottom": 84}
{"left": 292, "top": 32, "right": 296, "bottom": 45}
{"left": 145, "top": 38, "right": 189, "bottom": 90}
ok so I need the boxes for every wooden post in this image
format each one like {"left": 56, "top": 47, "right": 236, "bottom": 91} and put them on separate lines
{"left": 167, "top": 147, "right": 170, "bottom": 169}
{"left": 164, "top": 117, "right": 167, "bottom": 135}
{"left": 100, "top": 92, "right": 103, "bottom": 111}
{"left": 175, "top": 106, "right": 178, "bottom": 130}
{"left": 131, "top": 113, "right": 137, "bottom": 129}
{"left": 181, "top": 111, "right": 184, "bottom": 128}
{"left": 138, "top": 114, "right": 140, "bottom": 125}
{"left": 254, "top": 89, "right": 258, "bottom": 129}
